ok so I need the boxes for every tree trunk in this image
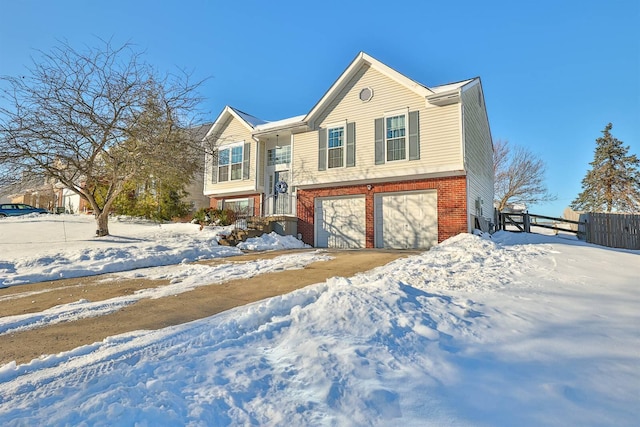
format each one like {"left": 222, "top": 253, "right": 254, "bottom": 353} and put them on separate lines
{"left": 95, "top": 211, "right": 110, "bottom": 236}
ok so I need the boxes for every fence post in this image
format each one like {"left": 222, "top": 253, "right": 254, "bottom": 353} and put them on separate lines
{"left": 523, "top": 213, "right": 531, "bottom": 233}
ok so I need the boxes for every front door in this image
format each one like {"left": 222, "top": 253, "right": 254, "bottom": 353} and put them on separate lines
{"left": 273, "top": 171, "right": 290, "bottom": 214}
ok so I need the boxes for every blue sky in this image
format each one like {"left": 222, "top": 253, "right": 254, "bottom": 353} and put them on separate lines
{"left": 1, "top": 0, "right": 638, "bottom": 217}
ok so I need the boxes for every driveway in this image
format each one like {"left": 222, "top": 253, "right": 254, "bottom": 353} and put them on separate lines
{"left": 0, "top": 249, "right": 418, "bottom": 365}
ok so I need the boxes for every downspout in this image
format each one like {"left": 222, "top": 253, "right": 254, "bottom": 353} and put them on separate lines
{"left": 290, "top": 133, "right": 296, "bottom": 218}
{"left": 459, "top": 88, "right": 472, "bottom": 233}
{"left": 252, "top": 135, "right": 261, "bottom": 216}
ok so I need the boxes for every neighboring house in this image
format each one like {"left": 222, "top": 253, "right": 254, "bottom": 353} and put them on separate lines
{"left": 185, "top": 122, "right": 214, "bottom": 213}
{"left": 59, "top": 123, "right": 213, "bottom": 217}
{"left": 58, "top": 186, "right": 91, "bottom": 214}
{"left": 203, "top": 52, "right": 493, "bottom": 249}
{"left": 2, "top": 175, "right": 58, "bottom": 211}
{"left": 2, "top": 173, "right": 91, "bottom": 214}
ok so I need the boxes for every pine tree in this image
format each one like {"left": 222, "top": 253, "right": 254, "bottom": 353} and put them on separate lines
{"left": 571, "top": 123, "right": 640, "bottom": 213}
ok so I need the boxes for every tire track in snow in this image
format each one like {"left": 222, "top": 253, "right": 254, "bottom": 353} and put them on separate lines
{"left": 0, "top": 251, "right": 332, "bottom": 336}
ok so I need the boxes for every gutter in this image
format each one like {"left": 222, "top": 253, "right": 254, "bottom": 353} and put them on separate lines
{"left": 426, "top": 89, "right": 461, "bottom": 106}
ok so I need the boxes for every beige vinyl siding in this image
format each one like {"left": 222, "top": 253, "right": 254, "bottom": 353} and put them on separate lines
{"left": 423, "top": 103, "right": 462, "bottom": 166}
{"left": 462, "top": 83, "right": 493, "bottom": 224}
{"left": 293, "top": 65, "right": 463, "bottom": 187}
{"left": 203, "top": 116, "right": 257, "bottom": 195}
{"left": 292, "top": 131, "right": 317, "bottom": 184}
{"left": 257, "top": 142, "right": 266, "bottom": 189}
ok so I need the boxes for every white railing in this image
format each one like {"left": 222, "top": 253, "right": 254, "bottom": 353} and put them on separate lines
{"left": 265, "top": 194, "right": 295, "bottom": 216}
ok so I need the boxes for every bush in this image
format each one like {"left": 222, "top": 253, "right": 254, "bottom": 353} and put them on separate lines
{"left": 112, "top": 181, "right": 191, "bottom": 222}
{"left": 192, "top": 207, "right": 237, "bottom": 226}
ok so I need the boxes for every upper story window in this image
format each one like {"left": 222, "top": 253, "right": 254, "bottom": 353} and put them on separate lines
{"left": 385, "top": 114, "right": 406, "bottom": 161}
{"left": 267, "top": 145, "right": 291, "bottom": 166}
{"left": 375, "top": 110, "right": 419, "bottom": 165}
{"left": 327, "top": 126, "right": 344, "bottom": 168}
{"left": 214, "top": 142, "right": 249, "bottom": 183}
{"left": 230, "top": 145, "right": 243, "bottom": 180}
{"left": 218, "top": 148, "right": 230, "bottom": 182}
{"left": 318, "top": 122, "right": 355, "bottom": 171}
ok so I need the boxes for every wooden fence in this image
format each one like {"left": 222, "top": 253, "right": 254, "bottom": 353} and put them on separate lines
{"left": 496, "top": 211, "right": 640, "bottom": 250}
{"left": 579, "top": 212, "right": 640, "bottom": 250}
{"left": 497, "top": 212, "right": 582, "bottom": 236}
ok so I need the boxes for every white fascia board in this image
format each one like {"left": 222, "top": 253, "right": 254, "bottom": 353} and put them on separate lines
{"left": 361, "top": 53, "right": 433, "bottom": 97}
{"left": 304, "top": 52, "right": 366, "bottom": 127}
{"left": 304, "top": 52, "right": 433, "bottom": 127}
{"left": 204, "top": 106, "right": 256, "bottom": 141}
{"left": 459, "top": 77, "right": 480, "bottom": 92}
{"left": 426, "top": 89, "right": 461, "bottom": 106}
{"left": 253, "top": 115, "right": 308, "bottom": 136}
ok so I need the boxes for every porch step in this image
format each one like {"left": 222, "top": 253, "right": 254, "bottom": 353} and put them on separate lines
{"left": 246, "top": 216, "right": 296, "bottom": 233}
{"left": 218, "top": 228, "right": 265, "bottom": 247}
{"left": 247, "top": 217, "right": 274, "bottom": 233}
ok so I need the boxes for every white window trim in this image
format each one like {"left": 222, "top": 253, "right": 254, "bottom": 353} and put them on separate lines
{"left": 383, "top": 108, "right": 409, "bottom": 163}
{"left": 326, "top": 120, "right": 347, "bottom": 169}
{"left": 217, "top": 141, "right": 245, "bottom": 182}
{"left": 267, "top": 144, "right": 292, "bottom": 167}
{"left": 221, "top": 197, "right": 249, "bottom": 210}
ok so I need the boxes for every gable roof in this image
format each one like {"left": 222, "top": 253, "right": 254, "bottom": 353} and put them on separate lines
{"left": 430, "top": 78, "right": 476, "bottom": 94}
{"left": 304, "top": 52, "right": 435, "bottom": 126}
{"left": 208, "top": 53, "right": 483, "bottom": 138}
{"left": 204, "top": 106, "right": 267, "bottom": 141}
{"left": 229, "top": 107, "right": 268, "bottom": 128}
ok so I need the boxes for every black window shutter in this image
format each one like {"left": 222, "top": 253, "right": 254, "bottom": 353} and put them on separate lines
{"left": 243, "top": 142, "right": 251, "bottom": 180}
{"left": 408, "top": 111, "right": 420, "bottom": 161}
{"left": 346, "top": 122, "right": 356, "bottom": 167}
{"left": 374, "top": 118, "right": 384, "bottom": 164}
{"left": 318, "top": 128, "right": 327, "bottom": 171}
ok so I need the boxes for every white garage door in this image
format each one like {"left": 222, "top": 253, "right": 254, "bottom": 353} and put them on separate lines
{"left": 375, "top": 190, "right": 438, "bottom": 249}
{"left": 315, "top": 196, "right": 366, "bottom": 248}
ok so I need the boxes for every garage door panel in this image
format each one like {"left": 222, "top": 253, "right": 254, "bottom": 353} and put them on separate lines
{"left": 375, "top": 191, "right": 437, "bottom": 249}
{"left": 315, "top": 196, "right": 365, "bottom": 248}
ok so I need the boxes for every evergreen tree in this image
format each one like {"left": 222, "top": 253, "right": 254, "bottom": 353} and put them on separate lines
{"left": 571, "top": 123, "right": 640, "bottom": 213}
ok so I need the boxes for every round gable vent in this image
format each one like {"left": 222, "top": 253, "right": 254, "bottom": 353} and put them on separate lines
{"left": 359, "top": 87, "right": 373, "bottom": 102}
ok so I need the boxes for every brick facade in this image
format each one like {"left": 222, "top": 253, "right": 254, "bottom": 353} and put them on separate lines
{"left": 297, "top": 175, "right": 468, "bottom": 248}
{"left": 209, "top": 193, "right": 262, "bottom": 217}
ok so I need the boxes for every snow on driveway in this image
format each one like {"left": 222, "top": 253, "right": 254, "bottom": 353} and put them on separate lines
{"left": 0, "top": 215, "right": 638, "bottom": 426}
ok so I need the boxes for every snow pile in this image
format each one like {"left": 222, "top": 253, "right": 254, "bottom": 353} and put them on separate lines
{"left": 0, "top": 222, "right": 638, "bottom": 426}
{"left": 0, "top": 215, "right": 241, "bottom": 287}
{"left": 0, "top": 215, "right": 312, "bottom": 287}
{"left": 236, "top": 231, "right": 310, "bottom": 251}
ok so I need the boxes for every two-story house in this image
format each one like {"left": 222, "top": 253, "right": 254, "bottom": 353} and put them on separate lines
{"left": 203, "top": 52, "right": 493, "bottom": 249}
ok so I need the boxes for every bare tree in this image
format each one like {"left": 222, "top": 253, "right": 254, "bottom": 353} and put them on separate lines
{"left": 0, "top": 40, "right": 203, "bottom": 236}
{"left": 494, "top": 139, "right": 555, "bottom": 211}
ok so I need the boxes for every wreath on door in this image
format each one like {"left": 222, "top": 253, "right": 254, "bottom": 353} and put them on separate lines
{"left": 275, "top": 180, "right": 288, "bottom": 194}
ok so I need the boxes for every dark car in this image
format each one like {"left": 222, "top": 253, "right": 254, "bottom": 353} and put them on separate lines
{"left": 0, "top": 203, "right": 50, "bottom": 217}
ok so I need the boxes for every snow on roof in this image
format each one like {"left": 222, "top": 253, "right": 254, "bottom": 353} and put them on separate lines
{"left": 429, "top": 78, "right": 476, "bottom": 94}
{"left": 254, "top": 115, "right": 306, "bottom": 132}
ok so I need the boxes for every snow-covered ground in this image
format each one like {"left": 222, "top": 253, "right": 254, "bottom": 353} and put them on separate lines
{"left": 0, "top": 214, "right": 638, "bottom": 426}
{"left": 0, "top": 214, "right": 310, "bottom": 287}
